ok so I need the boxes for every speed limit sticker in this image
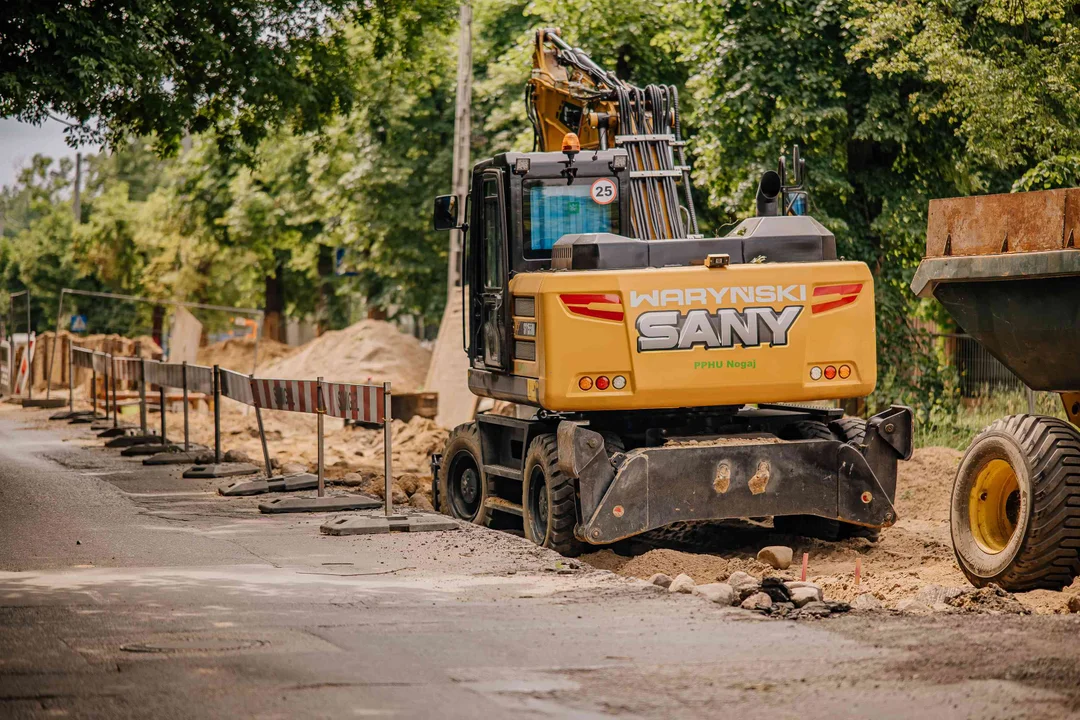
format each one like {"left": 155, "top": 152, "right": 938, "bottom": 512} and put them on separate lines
{"left": 590, "top": 178, "right": 618, "bottom": 205}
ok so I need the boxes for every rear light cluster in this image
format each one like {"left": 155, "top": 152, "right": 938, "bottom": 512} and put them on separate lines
{"left": 578, "top": 375, "right": 627, "bottom": 391}
{"left": 810, "top": 365, "right": 851, "bottom": 381}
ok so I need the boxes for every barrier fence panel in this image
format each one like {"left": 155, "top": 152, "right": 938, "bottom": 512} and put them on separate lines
{"left": 324, "top": 381, "right": 386, "bottom": 424}
{"left": 250, "top": 377, "right": 320, "bottom": 414}
{"left": 219, "top": 368, "right": 254, "bottom": 407}
{"left": 0, "top": 340, "right": 9, "bottom": 396}
{"left": 185, "top": 364, "right": 214, "bottom": 395}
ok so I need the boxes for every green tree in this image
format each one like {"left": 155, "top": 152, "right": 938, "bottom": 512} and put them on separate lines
{"left": 1, "top": 0, "right": 455, "bottom": 154}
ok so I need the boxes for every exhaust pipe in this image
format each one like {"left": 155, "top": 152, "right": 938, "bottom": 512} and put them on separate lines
{"left": 756, "top": 170, "right": 781, "bottom": 217}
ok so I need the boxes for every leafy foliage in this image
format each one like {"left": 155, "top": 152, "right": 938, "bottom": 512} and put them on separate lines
{"left": 0, "top": 0, "right": 454, "bottom": 154}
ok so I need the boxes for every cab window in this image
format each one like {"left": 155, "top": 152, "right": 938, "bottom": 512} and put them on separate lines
{"left": 522, "top": 178, "right": 620, "bottom": 259}
{"left": 482, "top": 176, "right": 504, "bottom": 288}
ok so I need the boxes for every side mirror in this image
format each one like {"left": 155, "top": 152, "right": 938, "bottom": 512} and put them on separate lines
{"left": 433, "top": 195, "right": 460, "bottom": 231}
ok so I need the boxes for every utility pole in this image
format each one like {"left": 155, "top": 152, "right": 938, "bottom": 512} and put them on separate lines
{"left": 73, "top": 152, "right": 82, "bottom": 223}
{"left": 447, "top": 0, "right": 473, "bottom": 301}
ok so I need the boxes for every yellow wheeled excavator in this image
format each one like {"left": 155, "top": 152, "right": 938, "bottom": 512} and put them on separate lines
{"left": 429, "top": 29, "right": 912, "bottom": 555}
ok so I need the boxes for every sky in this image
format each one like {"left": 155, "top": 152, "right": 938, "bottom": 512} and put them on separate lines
{"left": 0, "top": 118, "right": 101, "bottom": 189}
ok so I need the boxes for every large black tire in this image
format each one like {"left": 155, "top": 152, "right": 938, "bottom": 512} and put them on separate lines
{"left": 522, "top": 434, "right": 584, "bottom": 556}
{"left": 437, "top": 423, "right": 493, "bottom": 527}
{"left": 830, "top": 416, "right": 868, "bottom": 445}
{"left": 774, "top": 417, "right": 879, "bottom": 542}
{"left": 951, "top": 414, "right": 1080, "bottom": 591}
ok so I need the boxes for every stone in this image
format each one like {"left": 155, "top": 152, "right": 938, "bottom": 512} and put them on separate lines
{"left": 1068, "top": 595, "right": 1080, "bottom": 614}
{"left": 852, "top": 593, "right": 882, "bottom": 611}
{"left": 648, "top": 573, "right": 673, "bottom": 589}
{"left": 798, "top": 601, "right": 832, "bottom": 618}
{"left": 408, "top": 493, "right": 435, "bottom": 512}
{"left": 692, "top": 583, "right": 735, "bottom": 606}
{"left": 281, "top": 462, "right": 307, "bottom": 475}
{"left": 668, "top": 574, "right": 696, "bottom": 594}
{"left": 740, "top": 592, "right": 773, "bottom": 610}
{"left": 760, "top": 577, "right": 792, "bottom": 603}
{"left": 789, "top": 586, "right": 823, "bottom": 608}
{"left": 931, "top": 601, "right": 955, "bottom": 613}
{"left": 896, "top": 598, "right": 933, "bottom": 615}
{"left": 223, "top": 449, "right": 253, "bottom": 463}
{"left": 341, "top": 472, "right": 365, "bottom": 487}
{"left": 915, "top": 584, "right": 964, "bottom": 606}
{"left": 727, "top": 571, "right": 761, "bottom": 601}
{"left": 391, "top": 488, "right": 409, "bottom": 505}
{"left": 824, "top": 600, "right": 851, "bottom": 614}
{"left": 757, "top": 545, "right": 794, "bottom": 570}
{"left": 396, "top": 473, "right": 422, "bottom": 495}
{"left": 784, "top": 581, "right": 819, "bottom": 591}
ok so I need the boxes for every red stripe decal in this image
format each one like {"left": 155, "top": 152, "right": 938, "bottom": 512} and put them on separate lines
{"left": 812, "top": 296, "right": 859, "bottom": 314}
{"left": 813, "top": 283, "right": 862, "bottom": 297}
{"left": 560, "top": 293, "right": 624, "bottom": 322}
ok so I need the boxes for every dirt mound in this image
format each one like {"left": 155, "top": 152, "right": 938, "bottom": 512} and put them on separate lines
{"left": 260, "top": 320, "right": 430, "bottom": 392}
{"left": 196, "top": 337, "right": 296, "bottom": 373}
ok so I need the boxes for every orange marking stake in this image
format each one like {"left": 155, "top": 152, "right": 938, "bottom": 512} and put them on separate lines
{"left": 854, "top": 557, "right": 862, "bottom": 586}
{"left": 800, "top": 553, "right": 809, "bottom": 582}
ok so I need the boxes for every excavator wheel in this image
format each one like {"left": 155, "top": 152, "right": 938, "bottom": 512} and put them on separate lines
{"left": 830, "top": 416, "right": 868, "bottom": 445}
{"left": 437, "top": 423, "right": 493, "bottom": 527}
{"left": 773, "top": 418, "right": 879, "bottom": 542}
{"left": 951, "top": 414, "right": 1080, "bottom": 591}
{"left": 522, "top": 434, "right": 584, "bottom": 556}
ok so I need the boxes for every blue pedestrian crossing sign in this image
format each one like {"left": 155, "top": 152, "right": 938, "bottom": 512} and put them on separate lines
{"left": 69, "top": 315, "right": 88, "bottom": 333}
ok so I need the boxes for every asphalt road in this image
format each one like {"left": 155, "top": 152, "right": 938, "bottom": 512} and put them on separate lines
{"left": 2, "top": 405, "right": 1079, "bottom": 719}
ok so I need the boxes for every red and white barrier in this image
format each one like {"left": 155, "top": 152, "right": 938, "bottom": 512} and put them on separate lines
{"left": 324, "top": 381, "right": 386, "bottom": 424}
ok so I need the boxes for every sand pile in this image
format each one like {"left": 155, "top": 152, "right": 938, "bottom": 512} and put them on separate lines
{"left": 581, "top": 446, "right": 1080, "bottom": 615}
{"left": 260, "top": 320, "right": 430, "bottom": 392}
{"left": 196, "top": 337, "right": 296, "bottom": 373}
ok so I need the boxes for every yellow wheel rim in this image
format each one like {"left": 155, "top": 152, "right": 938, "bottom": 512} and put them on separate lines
{"left": 968, "top": 458, "right": 1021, "bottom": 554}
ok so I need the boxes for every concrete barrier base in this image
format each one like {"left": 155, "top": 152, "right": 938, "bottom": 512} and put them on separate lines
{"left": 22, "top": 398, "right": 67, "bottom": 409}
{"left": 50, "top": 409, "right": 92, "bottom": 420}
{"left": 143, "top": 450, "right": 206, "bottom": 466}
{"left": 258, "top": 494, "right": 381, "bottom": 514}
{"left": 95, "top": 425, "right": 134, "bottom": 437}
{"left": 120, "top": 443, "right": 181, "bottom": 457}
{"left": 183, "top": 463, "right": 259, "bottom": 480}
{"left": 104, "top": 434, "right": 160, "bottom": 448}
{"left": 320, "top": 513, "right": 459, "bottom": 536}
{"left": 218, "top": 473, "right": 318, "bottom": 497}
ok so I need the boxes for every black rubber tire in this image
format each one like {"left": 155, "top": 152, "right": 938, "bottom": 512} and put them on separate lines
{"left": 522, "top": 434, "right": 584, "bottom": 556}
{"left": 951, "top": 414, "right": 1080, "bottom": 591}
{"left": 830, "top": 416, "right": 868, "bottom": 445}
{"left": 437, "top": 423, "right": 492, "bottom": 526}
{"left": 778, "top": 420, "right": 834, "bottom": 441}
{"left": 774, "top": 417, "right": 879, "bottom": 542}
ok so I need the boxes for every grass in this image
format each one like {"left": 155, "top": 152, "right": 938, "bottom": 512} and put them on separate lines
{"left": 915, "top": 387, "right": 1069, "bottom": 450}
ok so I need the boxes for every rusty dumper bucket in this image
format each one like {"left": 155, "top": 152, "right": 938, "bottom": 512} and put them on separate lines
{"left": 911, "top": 189, "right": 1080, "bottom": 401}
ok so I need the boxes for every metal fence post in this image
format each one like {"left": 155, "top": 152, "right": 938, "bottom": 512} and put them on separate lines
{"left": 25, "top": 294, "right": 31, "bottom": 401}
{"left": 109, "top": 354, "right": 118, "bottom": 428}
{"left": 252, "top": 378, "right": 273, "bottom": 478}
{"left": 182, "top": 362, "right": 190, "bottom": 452}
{"left": 213, "top": 365, "right": 222, "bottom": 463}
{"left": 139, "top": 358, "right": 148, "bottom": 435}
{"left": 67, "top": 343, "right": 74, "bottom": 413}
{"left": 384, "top": 381, "right": 393, "bottom": 518}
{"left": 91, "top": 362, "right": 97, "bottom": 419}
{"left": 159, "top": 381, "right": 167, "bottom": 447}
{"left": 316, "top": 377, "right": 325, "bottom": 498}
{"left": 46, "top": 290, "right": 65, "bottom": 400}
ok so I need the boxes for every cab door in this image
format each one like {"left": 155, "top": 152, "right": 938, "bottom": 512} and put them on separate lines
{"left": 477, "top": 171, "right": 507, "bottom": 370}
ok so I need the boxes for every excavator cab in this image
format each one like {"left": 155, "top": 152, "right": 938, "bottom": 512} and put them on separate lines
{"left": 435, "top": 147, "right": 631, "bottom": 374}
